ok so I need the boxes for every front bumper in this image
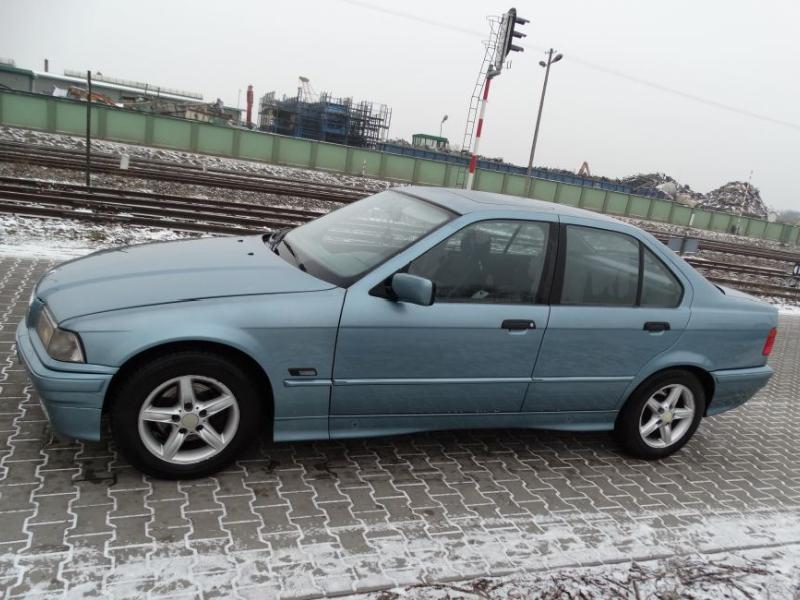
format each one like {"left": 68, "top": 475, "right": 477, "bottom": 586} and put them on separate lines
{"left": 15, "top": 320, "right": 114, "bottom": 441}
{"left": 708, "top": 365, "right": 774, "bottom": 416}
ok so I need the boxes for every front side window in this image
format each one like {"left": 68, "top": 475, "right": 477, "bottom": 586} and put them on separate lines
{"left": 408, "top": 220, "right": 550, "bottom": 303}
{"left": 281, "top": 191, "right": 454, "bottom": 286}
{"left": 560, "top": 225, "right": 683, "bottom": 307}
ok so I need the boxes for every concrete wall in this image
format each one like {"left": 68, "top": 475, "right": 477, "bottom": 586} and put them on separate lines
{"left": 1, "top": 89, "right": 798, "bottom": 246}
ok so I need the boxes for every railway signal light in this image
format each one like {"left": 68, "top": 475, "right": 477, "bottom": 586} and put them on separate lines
{"left": 501, "top": 8, "right": 528, "bottom": 59}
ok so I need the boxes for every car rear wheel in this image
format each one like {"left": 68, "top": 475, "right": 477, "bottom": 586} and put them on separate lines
{"left": 615, "top": 370, "right": 705, "bottom": 459}
{"left": 111, "top": 351, "right": 262, "bottom": 478}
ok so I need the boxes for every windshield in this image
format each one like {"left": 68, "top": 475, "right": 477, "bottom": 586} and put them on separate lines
{"left": 277, "top": 191, "right": 455, "bottom": 287}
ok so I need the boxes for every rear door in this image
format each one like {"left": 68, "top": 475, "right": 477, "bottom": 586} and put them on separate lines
{"left": 523, "top": 220, "right": 691, "bottom": 414}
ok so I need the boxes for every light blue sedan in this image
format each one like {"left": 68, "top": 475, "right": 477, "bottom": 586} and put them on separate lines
{"left": 16, "top": 188, "right": 778, "bottom": 478}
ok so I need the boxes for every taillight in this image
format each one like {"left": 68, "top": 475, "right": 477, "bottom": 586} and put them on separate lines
{"left": 762, "top": 327, "right": 777, "bottom": 356}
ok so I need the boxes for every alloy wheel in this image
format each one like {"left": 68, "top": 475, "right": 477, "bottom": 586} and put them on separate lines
{"left": 137, "top": 375, "right": 240, "bottom": 465}
{"left": 638, "top": 383, "right": 696, "bottom": 449}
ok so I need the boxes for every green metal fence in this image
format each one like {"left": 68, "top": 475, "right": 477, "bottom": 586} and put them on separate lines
{"left": 1, "top": 89, "right": 797, "bottom": 246}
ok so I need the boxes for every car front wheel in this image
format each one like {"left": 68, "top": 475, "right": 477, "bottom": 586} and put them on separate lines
{"left": 111, "top": 351, "right": 262, "bottom": 478}
{"left": 615, "top": 370, "right": 705, "bottom": 459}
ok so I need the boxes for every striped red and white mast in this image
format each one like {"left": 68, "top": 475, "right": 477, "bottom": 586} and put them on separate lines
{"left": 465, "top": 8, "right": 528, "bottom": 190}
{"left": 466, "top": 66, "right": 499, "bottom": 191}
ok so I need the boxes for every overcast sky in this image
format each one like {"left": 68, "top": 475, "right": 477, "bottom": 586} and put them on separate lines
{"left": 1, "top": 0, "right": 798, "bottom": 210}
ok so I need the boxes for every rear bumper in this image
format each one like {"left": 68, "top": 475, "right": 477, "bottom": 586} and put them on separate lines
{"left": 15, "top": 320, "right": 113, "bottom": 441}
{"left": 708, "top": 365, "right": 773, "bottom": 416}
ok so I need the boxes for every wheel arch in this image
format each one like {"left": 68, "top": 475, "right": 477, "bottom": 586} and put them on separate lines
{"left": 104, "top": 340, "right": 275, "bottom": 426}
{"left": 619, "top": 364, "right": 715, "bottom": 416}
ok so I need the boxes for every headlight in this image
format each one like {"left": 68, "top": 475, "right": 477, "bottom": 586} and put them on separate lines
{"left": 36, "top": 307, "right": 85, "bottom": 363}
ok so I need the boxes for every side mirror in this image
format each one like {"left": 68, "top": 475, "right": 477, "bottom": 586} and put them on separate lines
{"left": 391, "top": 273, "right": 434, "bottom": 306}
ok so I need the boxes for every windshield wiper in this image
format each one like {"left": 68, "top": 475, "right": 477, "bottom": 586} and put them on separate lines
{"left": 267, "top": 227, "right": 292, "bottom": 252}
{"left": 280, "top": 239, "right": 308, "bottom": 271}
{"left": 268, "top": 230, "right": 308, "bottom": 272}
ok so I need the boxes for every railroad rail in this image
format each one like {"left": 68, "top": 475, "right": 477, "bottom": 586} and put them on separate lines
{"left": 1, "top": 148, "right": 799, "bottom": 301}
{"left": 0, "top": 140, "right": 375, "bottom": 203}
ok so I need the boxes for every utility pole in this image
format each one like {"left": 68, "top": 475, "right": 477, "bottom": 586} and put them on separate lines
{"left": 526, "top": 49, "right": 563, "bottom": 181}
{"left": 85, "top": 70, "right": 92, "bottom": 190}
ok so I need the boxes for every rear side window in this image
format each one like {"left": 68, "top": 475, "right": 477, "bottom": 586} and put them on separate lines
{"left": 641, "top": 247, "right": 682, "bottom": 307}
{"left": 561, "top": 226, "right": 639, "bottom": 306}
{"left": 560, "top": 225, "right": 683, "bottom": 307}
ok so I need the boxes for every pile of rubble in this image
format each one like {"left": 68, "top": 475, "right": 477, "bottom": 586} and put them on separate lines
{"left": 699, "top": 181, "right": 769, "bottom": 218}
{"left": 621, "top": 172, "right": 705, "bottom": 205}
{"left": 620, "top": 173, "right": 770, "bottom": 218}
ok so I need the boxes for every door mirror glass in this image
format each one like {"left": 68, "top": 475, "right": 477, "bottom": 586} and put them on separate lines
{"left": 391, "top": 273, "right": 434, "bottom": 306}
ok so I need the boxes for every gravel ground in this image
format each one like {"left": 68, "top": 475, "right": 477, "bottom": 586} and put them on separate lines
{"left": 0, "top": 126, "right": 390, "bottom": 192}
{"left": 2, "top": 125, "right": 797, "bottom": 253}
{"left": 0, "top": 161, "right": 352, "bottom": 215}
{"left": 1, "top": 125, "right": 798, "bottom": 303}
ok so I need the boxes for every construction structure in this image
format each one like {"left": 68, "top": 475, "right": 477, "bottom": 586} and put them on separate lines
{"left": 0, "top": 58, "right": 241, "bottom": 125}
{"left": 259, "top": 77, "right": 391, "bottom": 148}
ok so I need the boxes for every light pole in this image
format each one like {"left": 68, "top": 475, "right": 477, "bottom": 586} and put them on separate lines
{"left": 439, "top": 114, "right": 448, "bottom": 138}
{"left": 526, "top": 49, "right": 563, "bottom": 178}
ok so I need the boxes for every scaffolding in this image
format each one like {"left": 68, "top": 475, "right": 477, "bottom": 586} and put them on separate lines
{"left": 259, "top": 85, "right": 391, "bottom": 148}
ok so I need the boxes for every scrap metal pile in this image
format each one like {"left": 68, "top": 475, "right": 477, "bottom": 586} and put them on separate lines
{"left": 621, "top": 172, "right": 705, "bottom": 205}
{"left": 700, "top": 181, "right": 768, "bottom": 218}
{"left": 621, "top": 173, "right": 769, "bottom": 218}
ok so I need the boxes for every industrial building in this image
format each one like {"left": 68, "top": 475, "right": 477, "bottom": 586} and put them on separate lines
{"left": 258, "top": 78, "right": 391, "bottom": 148}
{"left": 0, "top": 58, "right": 240, "bottom": 125}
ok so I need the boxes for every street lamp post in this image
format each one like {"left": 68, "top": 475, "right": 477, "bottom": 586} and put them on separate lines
{"left": 526, "top": 49, "right": 563, "bottom": 179}
{"left": 439, "top": 114, "right": 448, "bottom": 138}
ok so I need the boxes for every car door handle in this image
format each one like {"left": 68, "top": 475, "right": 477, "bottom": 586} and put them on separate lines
{"left": 643, "top": 321, "right": 670, "bottom": 332}
{"left": 502, "top": 319, "right": 536, "bottom": 331}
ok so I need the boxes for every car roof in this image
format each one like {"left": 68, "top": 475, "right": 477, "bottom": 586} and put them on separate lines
{"left": 398, "top": 186, "right": 621, "bottom": 224}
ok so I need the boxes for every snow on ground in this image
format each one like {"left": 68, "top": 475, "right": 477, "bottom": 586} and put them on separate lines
{"left": 2, "top": 126, "right": 796, "bottom": 251}
{"left": 1, "top": 212, "right": 799, "bottom": 311}
{"left": 1, "top": 125, "right": 798, "bottom": 308}
{"left": 0, "top": 213, "right": 197, "bottom": 259}
{"left": 385, "top": 543, "right": 800, "bottom": 599}
{"left": 772, "top": 301, "right": 800, "bottom": 315}
{"left": 374, "top": 508, "right": 800, "bottom": 599}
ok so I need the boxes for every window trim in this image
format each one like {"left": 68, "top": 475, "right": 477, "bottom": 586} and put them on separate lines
{"left": 372, "top": 218, "right": 559, "bottom": 306}
{"left": 552, "top": 223, "right": 685, "bottom": 308}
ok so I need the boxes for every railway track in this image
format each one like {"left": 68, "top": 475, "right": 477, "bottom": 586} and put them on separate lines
{"left": 1, "top": 144, "right": 799, "bottom": 301}
{"left": 0, "top": 177, "right": 296, "bottom": 235}
{"left": 5, "top": 141, "right": 799, "bottom": 261}
{"left": 0, "top": 140, "right": 374, "bottom": 203}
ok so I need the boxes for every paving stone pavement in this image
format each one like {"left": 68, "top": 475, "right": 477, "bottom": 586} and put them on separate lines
{"left": 0, "top": 255, "right": 798, "bottom": 599}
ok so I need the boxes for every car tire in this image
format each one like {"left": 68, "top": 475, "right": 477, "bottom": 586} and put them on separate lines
{"left": 614, "top": 369, "right": 705, "bottom": 460}
{"left": 110, "top": 351, "right": 262, "bottom": 479}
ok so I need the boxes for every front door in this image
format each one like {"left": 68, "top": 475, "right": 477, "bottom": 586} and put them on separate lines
{"left": 331, "top": 219, "right": 556, "bottom": 436}
{"left": 523, "top": 222, "right": 691, "bottom": 414}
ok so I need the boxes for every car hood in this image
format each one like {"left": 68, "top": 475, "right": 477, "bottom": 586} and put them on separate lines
{"left": 36, "top": 235, "right": 336, "bottom": 321}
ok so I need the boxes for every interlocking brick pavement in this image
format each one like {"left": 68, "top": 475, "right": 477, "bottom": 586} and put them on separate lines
{"left": 1, "top": 255, "right": 798, "bottom": 599}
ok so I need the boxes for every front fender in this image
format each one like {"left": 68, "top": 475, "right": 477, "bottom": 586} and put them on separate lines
{"left": 65, "top": 291, "right": 345, "bottom": 438}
